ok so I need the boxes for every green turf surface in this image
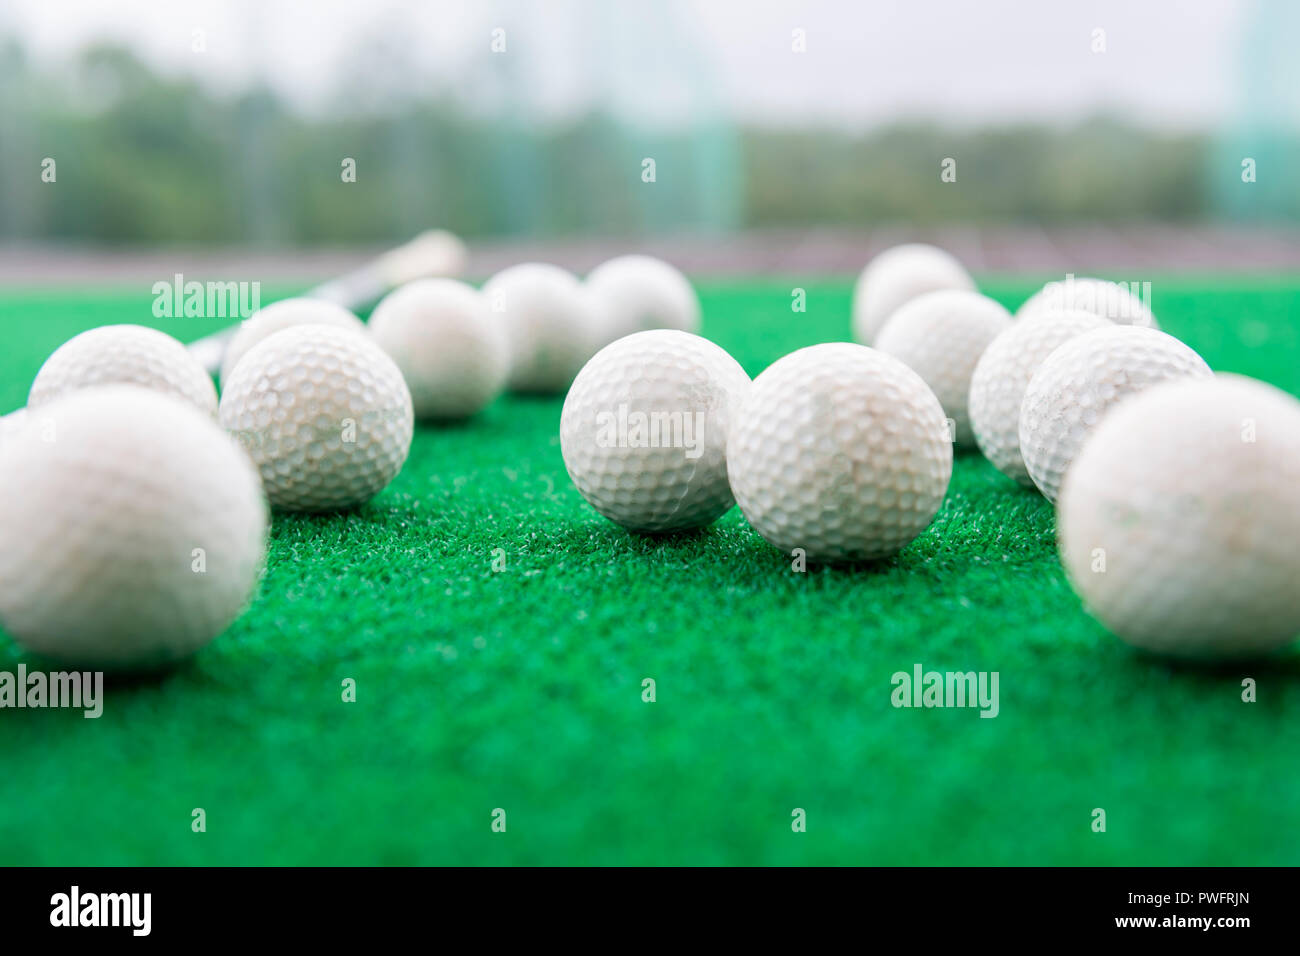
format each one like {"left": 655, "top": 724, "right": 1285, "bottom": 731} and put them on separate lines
{"left": 1, "top": 277, "right": 1298, "bottom": 866}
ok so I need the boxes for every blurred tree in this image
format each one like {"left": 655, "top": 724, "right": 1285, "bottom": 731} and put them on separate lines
{"left": 0, "top": 38, "right": 1269, "bottom": 246}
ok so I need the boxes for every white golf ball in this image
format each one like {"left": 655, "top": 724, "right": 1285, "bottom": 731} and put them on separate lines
{"left": 368, "top": 278, "right": 509, "bottom": 420}
{"left": 1017, "top": 276, "right": 1158, "bottom": 328}
{"left": 1058, "top": 375, "right": 1300, "bottom": 657}
{"left": 482, "top": 263, "right": 598, "bottom": 393}
{"left": 585, "top": 254, "right": 701, "bottom": 348}
{"left": 219, "top": 325, "right": 414, "bottom": 512}
{"left": 560, "top": 330, "right": 750, "bottom": 532}
{"left": 1019, "top": 326, "right": 1212, "bottom": 502}
{"left": 851, "top": 243, "right": 976, "bottom": 345}
{"left": 29, "top": 324, "right": 217, "bottom": 415}
{"left": 968, "top": 310, "right": 1112, "bottom": 485}
{"left": 727, "top": 343, "right": 952, "bottom": 563}
{"left": 873, "top": 290, "right": 1012, "bottom": 446}
{"left": 0, "top": 385, "right": 267, "bottom": 668}
{"left": 0, "top": 408, "right": 28, "bottom": 448}
{"left": 220, "top": 298, "right": 366, "bottom": 387}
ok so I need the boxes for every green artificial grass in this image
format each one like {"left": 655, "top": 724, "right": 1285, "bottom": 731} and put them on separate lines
{"left": 1, "top": 276, "right": 1298, "bottom": 866}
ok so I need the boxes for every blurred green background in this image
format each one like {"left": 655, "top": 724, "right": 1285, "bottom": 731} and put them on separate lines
{"left": 0, "top": 0, "right": 1298, "bottom": 246}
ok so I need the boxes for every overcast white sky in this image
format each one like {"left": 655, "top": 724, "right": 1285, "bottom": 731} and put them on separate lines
{"left": 0, "top": 0, "right": 1284, "bottom": 130}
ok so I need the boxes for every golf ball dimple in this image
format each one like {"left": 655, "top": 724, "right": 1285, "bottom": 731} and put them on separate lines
{"left": 727, "top": 343, "right": 953, "bottom": 563}
{"left": 851, "top": 243, "right": 976, "bottom": 345}
{"left": 482, "top": 263, "right": 598, "bottom": 394}
{"left": 220, "top": 298, "right": 366, "bottom": 387}
{"left": 968, "top": 309, "right": 1112, "bottom": 485}
{"left": 368, "top": 278, "right": 508, "bottom": 420}
{"left": 560, "top": 330, "right": 750, "bottom": 532}
{"left": 1058, "top": 375, "right": 1300, "bottom": 657}
{"left": 585, "top": 254, "right": 701, "bottom": 348}
{"left": 1019, "top": 326, "right": 1212, "bottom": 502}
{"left": 29, "top": 324, "right": 218, "bottom": 415}
{"left": 0, "top": 385, "right": 267, "bottom": 669}
{"left": 218, "top": 324, "right": 414, "bottom": 512}
{"left": 1017, "top": 276, "right": 1158, "bottom": 328}
{"left": 873, "top": 289, "right": 1012, "bottom": 446}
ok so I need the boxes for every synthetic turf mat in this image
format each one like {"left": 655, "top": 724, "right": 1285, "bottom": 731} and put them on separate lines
{"left": 1, "top": 277, "right": 1298, "bottom": 865}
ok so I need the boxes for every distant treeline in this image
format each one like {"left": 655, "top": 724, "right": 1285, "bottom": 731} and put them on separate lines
{"left": 0, "top": 42, "right": 1287, "bottom": 244}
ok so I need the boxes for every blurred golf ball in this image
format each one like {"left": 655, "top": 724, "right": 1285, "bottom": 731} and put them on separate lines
{"left": 851, "top": 243, "right": 976, "bottom": 345}
{"left": 1058, "top": 375, "right": 1300, "bottom": 658}
{"left": 29, "top": 324, "right": 217, "bottom": 415}
{"left": 874, "top": 289, "right": 1012, "bottom": 446}
{"left": 368, "top": 278, "right": 508, "bottom": 421}
{"left": 0, "top": 385, "right": 267, "bottom": 669}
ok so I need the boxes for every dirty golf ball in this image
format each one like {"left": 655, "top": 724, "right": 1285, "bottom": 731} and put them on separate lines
{"left": 1019, "top": 326, "right": 1212, "bottom": 502}
{"left": 560, "top": 329, "right": 750, "bottom": 532}
{"left": 727, "top": 343, "right": 952, "bottom": 562}
{"left": 218, "top": 324, "right": 414, "bottom": 512}
{"left": 968, "top": 309, "right": 1111, "bottom": 485}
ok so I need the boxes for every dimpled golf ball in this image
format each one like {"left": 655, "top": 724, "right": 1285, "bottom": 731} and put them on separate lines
{"left": 873, "top": 290, "right": 1012, "bottom": 446}
{"left": 0, "top": 385, "right": 267, "bottom": 669}
{"left": 1017, "top": 276, "right": 1158, "bottom": 328}
{"left": 220, "top": 298, "right": 366, "bottom": 387}
{"left": 968, "top": 310, "right": 1111, "bottom": 485}
{"left": 851, "top": 243, "right": 976, "bottom": 345}
{"left": 560, "top": 330, "right": 750, "bottom": 532}
{"left": 482, "top": 263, "right": 598, "bottom": 393}
{"left": 727, "top": 343, "right": 952, "bottom": 563}
{"left": 368, "top": 278, "right": 509, "bottom": 420}
{"left": 585, "top": 254, "right": 701, "bottom": 348}
{"left": 218, "top": 324, "right": 414, "bottom": 511}
{"left": 28, "top": 324, "right": 217, "bottom": 415}
{"left": 1059, "top": 375, "right": 1300, "bottom": 657}
{"left": 1020, "top": 326, "right": 1212, "bottom": 503}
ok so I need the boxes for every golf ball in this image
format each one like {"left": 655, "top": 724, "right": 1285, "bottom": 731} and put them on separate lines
{"left": 0, "top": 385, "right": 267, "bottom": 668}
{"left": 0, "top": 408, "right": 27, "bottom": 449}
{"left": 482, "top": 263, "right": 598, "bottom": 394}
{"left": 727, "top": 343, "right": 952, "bottom": 563}
{"left": 1058, "top": 375, "right": 1300, "bottom": 657}
{"left": 219, "top": 324, "right": 414, "bottom": 512}
{"left": 29, "top": 324, "right": 217, "bottom": 415}
{"left": 560, "top": 330, "right": 750, "bottom": 532}
{"left": 873, "top": 290, "right": 1012, "bottom": 446}
{"left": 585, "top": 254, "right": 701, "bottom": 348}
{"left": 968, "top": 310, "right": 1111, "bottom": 485}
{"left": 368, "top": 278, "right": 509, "bottom": 420}
{"left": 851, "top": 243, "right": 976, "bottom": 345}
{"left": 1017, "top": 276, "right": 1158, "bottom": 328}
{"left": 220, "top": 298, "right": 366, "bottom": 387}
{"left": 1019, "top": 326, "right": 1212, "bottom": 502}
